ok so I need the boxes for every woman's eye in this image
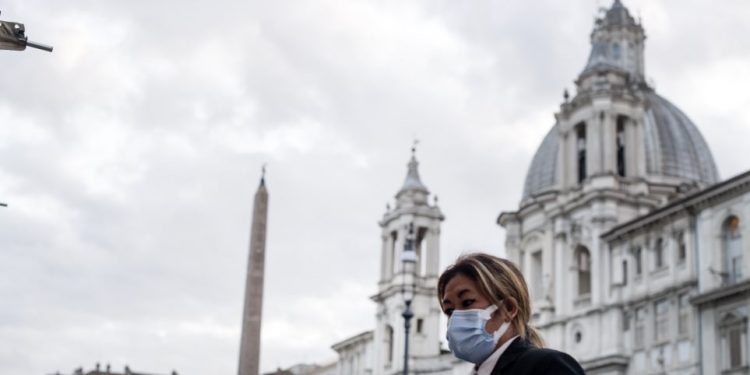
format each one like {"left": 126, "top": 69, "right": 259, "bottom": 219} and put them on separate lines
{"left": 461, "top": 299, "right": 475, "bottom": 308}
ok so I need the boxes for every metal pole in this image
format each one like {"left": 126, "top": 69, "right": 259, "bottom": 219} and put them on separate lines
{"left": 26, "top": 40, "right": 53, "bottom": 52}
{"left": 402, "top": 299, "right": 413, "bottom": 375}
{"left": 401, "top": 221, "right": 416, "bottom": 375}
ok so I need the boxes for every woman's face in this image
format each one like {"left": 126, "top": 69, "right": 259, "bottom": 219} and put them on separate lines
{"left": 441, "top": 273, "right": 505, "bottom": 334}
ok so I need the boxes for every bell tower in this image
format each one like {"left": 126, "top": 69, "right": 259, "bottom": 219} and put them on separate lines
{"left": 371, "top": 146, "right": 444, "bottom": 374}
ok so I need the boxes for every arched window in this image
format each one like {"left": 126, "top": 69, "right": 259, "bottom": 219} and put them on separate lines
{"left": 723, "top": 216, "right": 743, "bottom": 284}
{"left": 616, "top": 116, "right": 627, "bottom": 177}
{"left": 576, "top": 246, "right": 591, "bottom": 296}
{"left": 576, "top": 123, "right": 587, "bottom": 184}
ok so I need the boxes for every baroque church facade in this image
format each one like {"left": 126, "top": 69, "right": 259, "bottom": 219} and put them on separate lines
{"left": 283, "top": 2, "right": 750, "bottom": 375}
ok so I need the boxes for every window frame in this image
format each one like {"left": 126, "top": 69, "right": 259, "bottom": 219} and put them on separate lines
{"left": 654, "top": 298, "right": 670, "bottom": 344}
{"left": 723, "top": 216, "right": 743, "bottom": 285}
{"left": 719, "top": 312, "right": 748, "bottom": 373}
{"left": 634, "top": 306, "right": 647, "bottom": 349}
{"left": 576, "top": 246, "right": 592, "bottom": 298}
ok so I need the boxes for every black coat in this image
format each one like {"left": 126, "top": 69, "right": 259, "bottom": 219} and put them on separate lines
{"left": 490, "top": 338, "right": 585, "bottom": 375}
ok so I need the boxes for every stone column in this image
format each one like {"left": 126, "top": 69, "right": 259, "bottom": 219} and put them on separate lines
{"left": 625, "top": 116, "right": 637, "bottom": 177}
{"left": 426, "top": 227, "right": 440, "bottom": 278}
{"left": 559, "top": 131, "right": 569, "bottom": 188}
{"left": 553, "top": 218, "right": 568, "bottom": 316}
{"left": 588, "top": 114, "right": 602, "bottom": 175}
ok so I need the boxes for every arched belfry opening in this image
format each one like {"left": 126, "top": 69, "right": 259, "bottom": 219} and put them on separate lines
{"left": 576, "top": 123, "right": 587, "bottom": 184}
{"left": 616, "top": 115, "right": 628, "bottom": 177}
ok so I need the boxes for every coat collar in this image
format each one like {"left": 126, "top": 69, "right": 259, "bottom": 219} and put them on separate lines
{"left": 490, "top": 337, "right": 532, "bottom": 374}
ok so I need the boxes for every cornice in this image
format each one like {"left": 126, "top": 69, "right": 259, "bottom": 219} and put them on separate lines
{"left": 379, "top": 205, "right": 444, "bottom": 227}
{"left": 691, "top": 279, "right": 750, "bottom": 306}
{"left": 602, "top": 170, "right": 750, "bottom": 243}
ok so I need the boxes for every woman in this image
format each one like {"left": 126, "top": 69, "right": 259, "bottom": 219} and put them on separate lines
{"left": 438, "top": 253, "right": 584, "bottom": 375}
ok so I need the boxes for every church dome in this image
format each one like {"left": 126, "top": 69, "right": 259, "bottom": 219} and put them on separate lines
{"left": 522, "top": 90, "right": 720, "bottom": 200}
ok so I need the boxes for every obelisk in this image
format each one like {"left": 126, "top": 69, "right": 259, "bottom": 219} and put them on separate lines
{"left": 238, "top": 168, "right": 269, "bottom": 375}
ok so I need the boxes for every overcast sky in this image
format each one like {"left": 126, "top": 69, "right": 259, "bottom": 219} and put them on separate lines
{"left": 1, "top": 1, "right": 749, "bottom": 374}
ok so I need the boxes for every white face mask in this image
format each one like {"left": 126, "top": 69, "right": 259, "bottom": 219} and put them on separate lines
{"left": 446, "top": 304, "right": 511, "bottom": 364}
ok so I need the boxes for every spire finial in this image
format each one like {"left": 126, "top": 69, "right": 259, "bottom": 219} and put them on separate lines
{"left": 260, "top": 163, "right": 267, "bottom": 186}
{"left": 411, "top": 139, "right": 419, "bottom": 157}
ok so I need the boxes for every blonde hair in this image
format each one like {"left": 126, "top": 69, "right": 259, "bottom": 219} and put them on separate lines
{"left": 437, "top": 253, "right": 545, "bottom": 348}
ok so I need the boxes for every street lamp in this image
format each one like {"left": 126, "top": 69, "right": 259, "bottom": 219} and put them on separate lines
{"left": 0, "top": 11, "right": 54, "bottom": 52}
{"left": 400, "top": 222, "right": 417, "bottom": 375}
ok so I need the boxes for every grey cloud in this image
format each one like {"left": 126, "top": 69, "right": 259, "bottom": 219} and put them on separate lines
{"left": 0, "top": 1, "right": 748, "bottom": 374}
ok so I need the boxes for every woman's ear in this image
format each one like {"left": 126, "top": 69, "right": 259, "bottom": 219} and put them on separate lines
{"left": 502, "top": 299, "right": 520, "bottom": 321}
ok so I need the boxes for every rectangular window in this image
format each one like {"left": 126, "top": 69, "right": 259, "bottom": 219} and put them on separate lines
{"left": 722, "top": 324, "right": 748, "bottom": 371}
{"left": 577, "top": 248, "right": 591, "bottom": 296}
{"left": 532, "top": 251, "right": 543, "bottom": 299}
{"left": 622, "top": 260, "right": 628, "bottom": 286}
{"left": 655, "top": 299, "right": 670, "bottom": 342}
{"left": 677, "top": 232, "right": 686, "bottom": 263}
{"left": 654, "top": 238, "right": 665, "bottom": 269}
{"left": 678, "top": 293, "right": 690, "bottom": 336}
{"left": 635, "top": 307, "right": 646, "bottom": 348}
{"left": 416, "top": 318, "right": 423, "bottom": 334}
{"left": 729, "top": 328, "right": 744, "bottom": 368}
{"left": 623, "top": 312, "right": 631, "bottom": 332}
{"left": 386, "top": 325, "right": 394, "bottom": 366}
{"left": 633, "top": 246, "right": 643, "bottom": 276}
{"left": 724, "top": 216, "right": 743, "bottom": 285}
